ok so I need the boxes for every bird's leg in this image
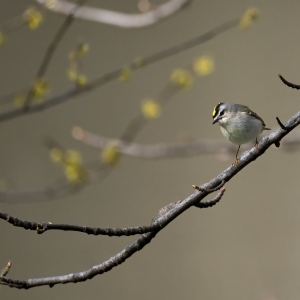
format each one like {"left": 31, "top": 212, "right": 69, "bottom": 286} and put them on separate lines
{"left": 255, "top": 138, "right": 259, "bottom": 150}
{"left": 233, "top": 145, "right": 240, "bottom": 166}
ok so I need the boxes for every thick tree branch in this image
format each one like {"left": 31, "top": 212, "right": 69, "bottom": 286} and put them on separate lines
{"left": 36, "top": 0, "right": 191, "bottom": 28}
{"left": 1, "top": 110, "right": 300, "bottom": 289}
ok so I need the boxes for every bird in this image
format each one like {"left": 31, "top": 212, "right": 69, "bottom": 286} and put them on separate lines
{"left": 212, "top": 103, "right": 270, "bottom": 165}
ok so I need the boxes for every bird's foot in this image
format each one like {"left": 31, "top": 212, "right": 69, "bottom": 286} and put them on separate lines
{"left": 232, "top": 156, "right": 239, "bottom": 166}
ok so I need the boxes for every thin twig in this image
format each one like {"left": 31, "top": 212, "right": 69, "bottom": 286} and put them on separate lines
{"left": 0, "top": 261, "right": 12, "bottom": 277}
{"left": 0, "top": 211, "right": 160, "bottom": 236}
{"left": 194, "top": 187, "right": 226, "bottom": 208}
{"left": 276, "top": 116, "right": 287, "bottom": 130}
{"left": 278, "top": 74, "right": 300, "bottom": 90}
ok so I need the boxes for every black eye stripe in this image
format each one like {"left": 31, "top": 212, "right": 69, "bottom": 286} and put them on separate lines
{"left": 212, "top": 102, "right": 223, "bottom": 118}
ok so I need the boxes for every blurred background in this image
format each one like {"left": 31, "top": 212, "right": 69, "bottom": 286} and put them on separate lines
{"left": 1, "top": 0, "right": 300, "bottom": 299}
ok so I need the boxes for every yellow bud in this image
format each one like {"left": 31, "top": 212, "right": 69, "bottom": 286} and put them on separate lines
{"left": 119, "top": 67, "right": 132, "bottom": 82}
{"left": 240, "top": 8, "right": 259, "bottom": 29}
{"left": 65, "top": 150, "right": 82, "bottom": 165}
{"left": 63, "top": 150, "right": 88, "bottom": 183}
{"left": 23, "top": 7, "right": 43, "bottom": 30}
{"left": 64, "top": 165, "right": 82, "bottom": 183}
{"left": 193, "top": 56, "right": 215, "bottom": 76}
{"left": 76, "top": 43, "right": 89, "bottom": 58}
{"left": 75, "top": 74, "right": 88, "bottom": 87}
{"left": 101, "top": 142, "right": 120, "bottom": 165}
{"left": 67, "top": 66, "right": 78, "bottom": 81}
{"left": 170, "top": 68, "right": 194, "bottom": 89}
{"left": 141, "top": 99, "right": 161, "bottom": 119}
{"left": 32, "top": 78, "right": 49, "bottom": 101}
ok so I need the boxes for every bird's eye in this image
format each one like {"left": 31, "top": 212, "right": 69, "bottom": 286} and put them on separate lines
{"left": 219, "top": 110, "right": 224, "bottom": 116}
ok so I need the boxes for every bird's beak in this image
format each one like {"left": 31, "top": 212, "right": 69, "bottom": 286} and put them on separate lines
{"left": 212, "top": 117, "right": 219, "bottom": 125}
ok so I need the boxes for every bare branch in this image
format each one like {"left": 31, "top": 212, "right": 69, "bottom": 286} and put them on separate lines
{"left": 1, "top": 110, "right": 300, "bottom": 289}
{"left": 0, "top": 211, "right": 159, "bottom": 236}
{"left": 36, "top": 0, "right": 191, "bottom": 28}
{"left": 73, "top": 126, "right": 300, "bottom": 158}
{"left": 73, "top": 127, "right": 234, "bottom": 158}
{"left": 278, "top": 74, "right": 300, "bottom": 90}
{"left": 194, "top": 187, "right": 226, "bottom": 208}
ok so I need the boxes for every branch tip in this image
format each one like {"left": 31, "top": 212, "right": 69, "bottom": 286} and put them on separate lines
{"left": 276, "top": 117, "right": 287, "bottom": 131}
{"left": 278, "top": 74, "right": 300, "bottom": 90}
{"left": 1, "top": 261, "right": 12, "bottom": 277}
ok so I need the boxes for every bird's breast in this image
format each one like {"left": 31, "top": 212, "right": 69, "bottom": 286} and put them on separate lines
{"left": 219, "top": 118, "right": 263, "bottom": 145}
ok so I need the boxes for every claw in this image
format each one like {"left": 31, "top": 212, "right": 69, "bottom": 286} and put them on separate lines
{"left": 255, "top": 138, "right": 259, "bottom": 150}
{"left": 232, "top": 156, "right": 239, "bottom": 166}
{"left": 232, "top": 145, "right": 241, "bottom": 166}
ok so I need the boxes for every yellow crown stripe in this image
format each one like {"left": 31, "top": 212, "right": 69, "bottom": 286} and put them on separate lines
{"left": 212, "top": 106, "right": 217, "bottom": 117}
{"left": 212, "top": 102, "right": 221, "bottom": 117}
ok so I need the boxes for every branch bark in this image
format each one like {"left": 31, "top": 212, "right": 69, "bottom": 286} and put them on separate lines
{"left": 36, "top": 0, "right": 191, "bottom": 28}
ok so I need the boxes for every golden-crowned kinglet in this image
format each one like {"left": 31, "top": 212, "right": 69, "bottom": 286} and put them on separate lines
{"left": 212, "top": 103, "right": 270, "bottom": 165}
